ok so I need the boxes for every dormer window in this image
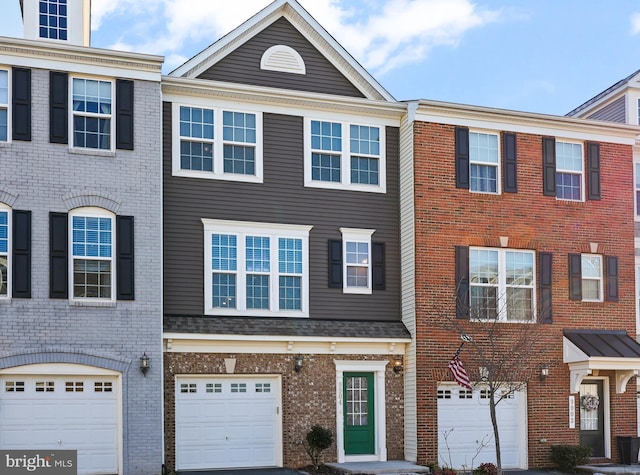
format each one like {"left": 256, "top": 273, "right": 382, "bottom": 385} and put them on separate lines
{"left": 39, "top": 0, "right": 68, "bottom": 41}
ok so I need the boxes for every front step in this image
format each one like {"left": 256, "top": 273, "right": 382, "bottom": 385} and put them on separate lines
{"left": 325, "top": 461, "right": 430, "bottom": 474}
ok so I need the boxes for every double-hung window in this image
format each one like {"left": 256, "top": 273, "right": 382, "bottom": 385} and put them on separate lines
{"left": 39, "top": 0, "right": 68, "bottom": 40}
{"left": 0, "top": 206, "right": 9, "bottom": 297}
{"left": 71, "top": 77, "right": 113, "bottom": 150}
{"left": 340, "top": 228, "right": 374, "bottom": 294}
{"left": 581, "top": 254, "right": 603, "bottom": 301}
{"left": 203, "top": 219, "right": 311, "bottom": 317}
{"left": 469, "top": 247, "right": 535, "bottom": 321}
{"left": 635, "top": 163, "right": 640, "bottom": 216}
{"left": 173, "top": 104, "right": 262, "bottom": 182}
{"left": 555, "top": 141, "right": 583, "bottom": 201}
{"left": 0, "top": 69, "right": 8, "bottom": 142}
{"left": 305, "top": 118, "right": 386, "bottom": 192}
{"left": 469, "top": 131, "right": 499, "bottom": 193}
{"left": 70, "top": 208, "right": 114, "bottom": 301}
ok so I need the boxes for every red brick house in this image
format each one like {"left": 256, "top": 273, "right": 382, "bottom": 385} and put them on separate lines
{"left": 399, "top": 100, "right": 640, "bottom": 468}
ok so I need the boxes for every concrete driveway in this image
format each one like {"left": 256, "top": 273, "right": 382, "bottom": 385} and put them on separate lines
{"left": 176, "top": 469, "right": 304, "bottom": 475}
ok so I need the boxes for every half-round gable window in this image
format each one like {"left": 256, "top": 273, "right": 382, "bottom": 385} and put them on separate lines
{"left": 260, "top": 45, "right": 306, "bottom": 75}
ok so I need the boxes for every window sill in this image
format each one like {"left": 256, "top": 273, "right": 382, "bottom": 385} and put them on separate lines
{"left": 205, "top": 309, "right": 309, "bottom": 318}
{"left": 172, "top": 168, "right": 263, "bottom": 183}
{"left": 70, "top": 299, "right": 117, "bottom": 308}
{"left": 304, "top": 180, "right": 386, "bottom": 194}
{"left": 69, "top": 147, "right": 116, "bottom": 158}
{"left": 343, "top": 287, "right": 373, "bottom": 295}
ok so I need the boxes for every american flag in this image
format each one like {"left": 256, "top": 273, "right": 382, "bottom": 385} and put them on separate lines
{"left": 449, "top": 352, "right": 472, "bottom": 390}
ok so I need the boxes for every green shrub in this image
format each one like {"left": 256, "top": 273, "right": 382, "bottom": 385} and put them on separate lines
{"left": 550, "top": 445, "right": 592, "bottom": 472}
{"left": 473, "top": 463, "right": 497, "bottom": 475}
{"left": 303, "top": 425, "right": 333, "bottom": 470}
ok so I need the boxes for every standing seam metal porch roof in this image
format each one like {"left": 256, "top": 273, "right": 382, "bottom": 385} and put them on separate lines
{"left": 563, "top": 329, "right": 640, "bottom": 358}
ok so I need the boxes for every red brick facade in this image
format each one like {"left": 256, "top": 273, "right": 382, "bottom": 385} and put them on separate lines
{"left": 412, "top": 120, "right": 636, "bottom": 467}
{"left": 163, "top": 352, "right": 405, "bottom": 470}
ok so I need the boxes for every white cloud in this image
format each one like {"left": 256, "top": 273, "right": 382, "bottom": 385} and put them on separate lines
{"left": 91, "top": 0, "right": 501, "bottom": 75}
{"left": 631, "top": 12, "right": 640, "bottom": 35}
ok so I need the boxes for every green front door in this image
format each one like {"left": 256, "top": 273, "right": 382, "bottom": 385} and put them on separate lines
{"left": 343, "top": 372, "right": 375, "bottom": 455}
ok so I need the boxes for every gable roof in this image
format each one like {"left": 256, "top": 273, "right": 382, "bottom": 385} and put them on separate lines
{"left": 566, "top": 68, "right": 640, "bottom": 117}
{"left": 169, "top": 0, "right": 395, "bottom": 102}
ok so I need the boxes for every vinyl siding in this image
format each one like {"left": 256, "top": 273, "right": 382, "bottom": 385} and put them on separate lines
{"left": 197, "top": 17, "right": 365, "bottom": 98}
{"left": 163, "top": 102, "right": 400, "bottom": 321}
{"left": 587, "top": 95, "right": 626, "bottom": 123}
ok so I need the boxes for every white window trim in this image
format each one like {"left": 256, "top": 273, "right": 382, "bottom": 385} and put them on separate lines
{"left": 202, "top": 219, "right": 312, "bottom": 317}
{"left": 470, "top": 247, "right": 536, "bottom": 322}
{"left": 69, "top": 76, "right": 115, "bottom": 152}
{"left": 304, "top": 117, "right": 386, "bottom": 193}
{"left": 581, "top": 253, "right": 603, "bottom": 303}
{"left": 172, "top": 103, "right": 263, "bottom": 183}
{"left": 469, "top": 130, "right": 501, "bottom": 195}
{"left": 68, "top": 206, "right": 116, "bottom": 303}
{"left": 635, "top": 162, "right": 640, "bottom": 219}
{"left": 0, "top": 68, "right": 11, "bottom": 144}
{"left": 555, "top": 140, "right": 585, "bottom": 202}
{"left": 0, "top": 203, "right": 11, "bottom": 300}
{"left": 340, "top": 228, "right": 375, "bottom": 295}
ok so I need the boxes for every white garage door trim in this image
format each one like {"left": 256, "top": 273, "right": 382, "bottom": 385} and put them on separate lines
{"left": 175, "top": 374, "right": 283, "bottom": 471}
{"left": 0, "top": 363, "right": 122, "bottom": 475}
{"left": 437, "top": 383, "right": 528, "bottom": 470}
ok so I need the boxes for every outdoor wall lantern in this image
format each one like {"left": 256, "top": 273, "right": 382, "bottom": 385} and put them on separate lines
{"left": 140, "top": 352, "right": 150, "bottom": 376}
{"left": 540, "top": 364, "right": 549, "bottom": 381}
{"left": 294, "top": 355, "right": 303, "bottom": 373}
{"left": 393, "top": 357, "right": 404, "bottom": 374}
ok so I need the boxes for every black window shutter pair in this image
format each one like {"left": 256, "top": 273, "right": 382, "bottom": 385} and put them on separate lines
{"left": 12, "top": 210, "right": 31, "bottom": 298}
{"left": 542, "top": 137, "right": 601, "bottom": 199}
{"left": 568, "top": 253, "right": 618, "bottom": 301}
{"left": 455, "top": 246, "right": 553, "bottom": 323}
{"left": 49, "top": 213, "right": 135, "bottom": 300}
{"left": 49, "top": 72, "right": 134, "bottom": 149}
{"left": 328, "top": 240, "right": 385, "bottom": 290}
{"left": 455, "top": 127, "right": 517, "bottom": 192}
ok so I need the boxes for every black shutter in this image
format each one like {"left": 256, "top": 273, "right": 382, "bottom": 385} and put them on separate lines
{"left": 538, "top": 252, "right": 552, "bottom": 324}
{"left": 503, "top": 132, "right": 517, "bottom": 193}
{"left": 49, "top": 72, "right": 68, "bottom": 144}
{"left": 455, "top": 246, "right": 470, "bottom": 319}
{"left": 116, "top": 79, "right": 134, "bottom": 150}
{"left": 568, "top": 253, "right": 582, "bottom": 301}
{"left": 372, "top": 242, "right": 385, "bottom": 291}
{"left": 455, "top": 127, "right": 470, "bottom": 189}
{"left": 12, "top": 68, "right": 31, "bottom": 141}
{"left": 542, "top": 137, "right": 556, "bottom": 196}
{"left": 12, "top": 210, "right": 31, "bottom": 298}
{"left": 116, "top": 215, "right": 135, "bottom": 300}
{"left": 605, "top": 256, "right": 618, "bottom": 302}
{"left": 328, "top": 240, "right": 342, "bottom": 288}
{"left": 587, "top": 142, "right": 601, "bottom": 200}
{"left": 49, "top": 212, "right": 68, "bottom": 299}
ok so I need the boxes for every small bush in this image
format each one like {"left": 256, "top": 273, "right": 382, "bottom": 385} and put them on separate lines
{"left": 550, "top": 445, "right": 591, "bottom": 472}
{"left": 473, "top": 463, "right": 497, "bottom": 475}
{"left": 303, "top": 425, "right": 333, "bottom": 470}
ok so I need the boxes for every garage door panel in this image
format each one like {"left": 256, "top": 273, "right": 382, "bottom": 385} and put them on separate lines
{"left": 0, "top": 375, "right": 119, "bottom": 475}
{"left": 175, "top": 376, "right": 281, "bottom": 470}
{"left": 437, "top": 385, "right": 526, "bottom": 470}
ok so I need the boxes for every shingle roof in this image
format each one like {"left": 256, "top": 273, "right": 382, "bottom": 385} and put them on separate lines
{"left": 566, "top": 69, "right": 640, "bottom": 117}
{"left": 563, "top": 329, "right": 640, "bottom": 358}
{"left": 164, "top": 315, "right": 411, "bottom": 340}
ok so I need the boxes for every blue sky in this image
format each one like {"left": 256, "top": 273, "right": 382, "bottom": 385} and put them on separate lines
{"left": 2, "top": 0, "right": 640, "bottom": 116}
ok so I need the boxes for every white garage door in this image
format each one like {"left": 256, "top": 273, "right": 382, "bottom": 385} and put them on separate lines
{"left": 437, "top": 384, "right": 527, "bottom": 470}
{"left": 175, "top": 376, "right": 282, "bottom": 470}
{"left": 0, "top": 375, "right": 119, "bottom": 475}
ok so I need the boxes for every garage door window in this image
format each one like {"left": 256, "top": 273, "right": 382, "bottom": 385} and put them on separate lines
{"left": 231, "top": 383, "right": 247, "bottom": 393}
{"left": 256, "top": 383, "right": 271, "bottom": 393}
{"left": 95, "top": 381, "right": 112, "bottom": 392}
{"left": 5, "top": 381, "right": 24, "bottom": 392}
{"left": 205, "top": 383, "right": 222, "bottom": 393}
{"left": 35, "top": 381, "right": 54, "bottom": 392}
{"left": 180, "top": 383, "right": 196, "bottom": 393}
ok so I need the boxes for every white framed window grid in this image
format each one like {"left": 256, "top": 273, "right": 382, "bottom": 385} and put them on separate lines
{"left": 469, "top": 247, "right": 536, "bottom": 322}
{"left": 70, "top": 77, "right": 114, "bottom": 151}
{"left": 581, "top": 254, "right": 603, "bottom": 302}
{"left": 555, "top": 141, "right": 584, "bottom": 201}
{"left": 203, "top": 219, "right": 312, "bottom": 317}
{"left": 340, "top": 228, "right": 374, "bottom": 295}
{"left": 469, "top": 131, "right": 500, "bottom": 194}
{"left": 172, "top": 103, "right": 263, "bottom": 183}
{"left": 0, "top": 204, "right": 10, "bottom": 298}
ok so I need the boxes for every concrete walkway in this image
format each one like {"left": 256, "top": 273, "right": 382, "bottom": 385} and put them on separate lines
{"left": 325, "top": 460, "right": 430, "bottom": 474}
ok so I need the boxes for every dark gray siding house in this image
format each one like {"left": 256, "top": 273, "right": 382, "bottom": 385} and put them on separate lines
{"left": 161, "top": 0, "right": 409, "bottom": 471}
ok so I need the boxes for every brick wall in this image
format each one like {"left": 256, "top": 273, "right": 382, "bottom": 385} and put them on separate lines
{"left": 0, "top": 67, "right": 163, "bottom": 475}
{"left": 164, "top": 352, "right": 405, "bottom": 470}
{"left": 412, "top": 121, "right": 636, "bottom": 467}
